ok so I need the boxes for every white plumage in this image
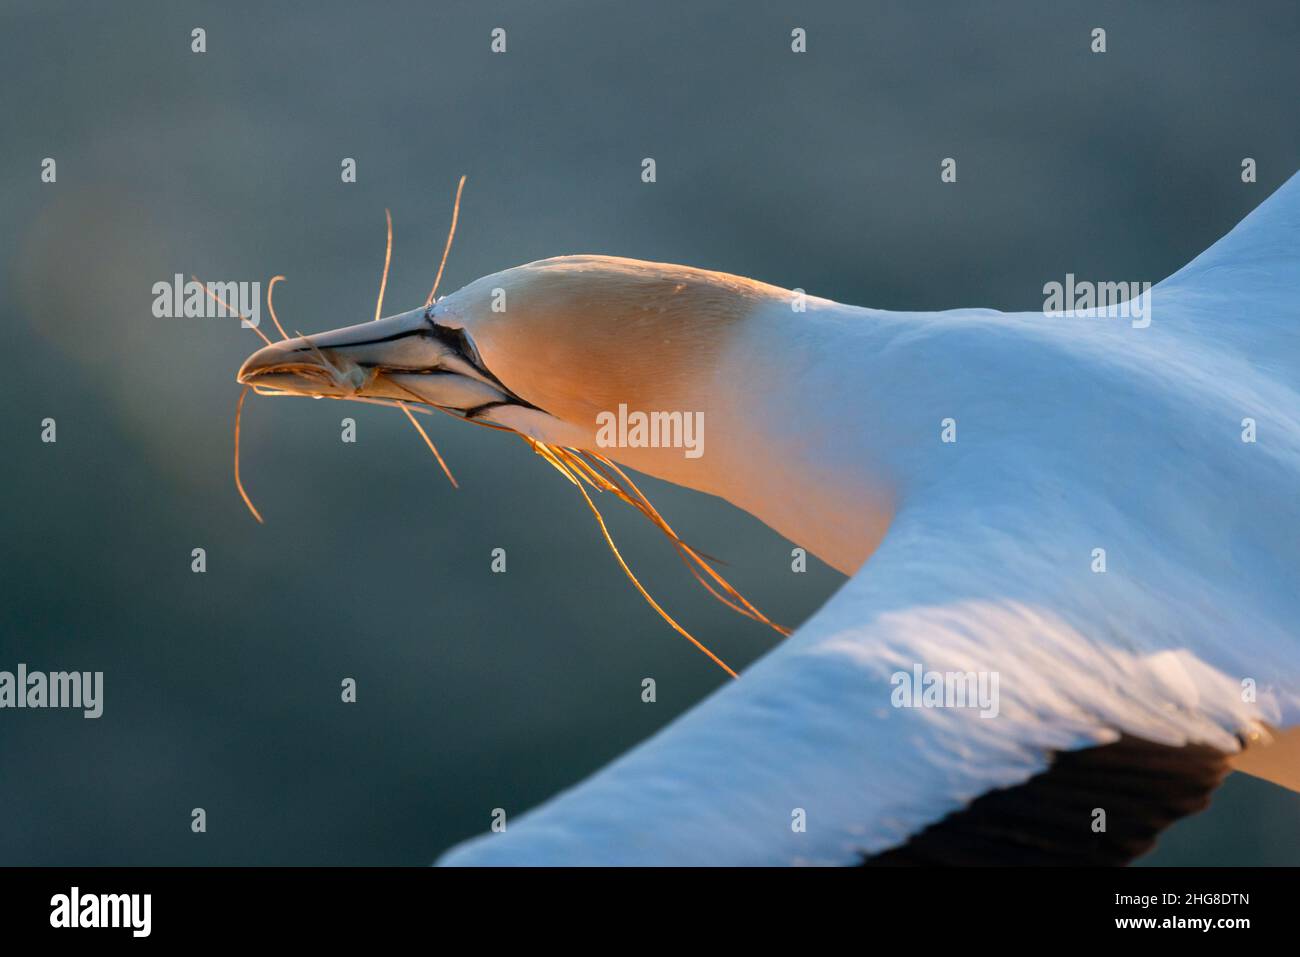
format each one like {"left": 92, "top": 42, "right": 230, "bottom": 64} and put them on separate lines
{"left": 239, "top": 174, "right": 1300, "bottom": 866}
{"left": 436, "top": 173, "right": 1300, "bottom": 865}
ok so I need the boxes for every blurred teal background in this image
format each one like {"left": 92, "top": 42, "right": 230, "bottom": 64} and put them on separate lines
{"left": 1, "top": 0, "right": 1297, "bottom": 864}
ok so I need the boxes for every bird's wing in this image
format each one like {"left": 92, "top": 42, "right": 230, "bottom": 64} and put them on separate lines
{"left": 1155, "top": 170, "right": 1300, "bottom": 380}
{"left": 440, "top": 471, "right": 1286, "bottom": 866}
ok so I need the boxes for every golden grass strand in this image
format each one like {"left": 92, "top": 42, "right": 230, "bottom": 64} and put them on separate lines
{"left": 400, "top": 403, "right": 458, "bottom": 488}
{"left": 573, "top": 450, "right": 791, "bottom": 637}
{"left": 192, "top": 275, "right": 273, "bottom": 346}
{"left": 556, "top": 448, "right": 755, "bottom": 610}
{"left": 534, "top": 441, "right": 737, "bottom": 679}
{"left": 234, "top": 386, "right": 264, "bottom": 524}
{"left": 531, "top": 440, "right": 582, "bottom": 487}
{"left": 598, "top": 454, "right": 790, "bottom": 634}
{"left": 266, "top": 275, "right": 290, "bottom": 341}
{"left": 425, "top": 174, "right": 467, "bottom": 306}
{"left": 374, "top": 208, "right": 393, "bottom": 321}
{"left": 573, "top": 483, "right": 739, "bottom": 678}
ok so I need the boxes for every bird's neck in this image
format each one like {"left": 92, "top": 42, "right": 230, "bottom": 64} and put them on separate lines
{"left": 604, "top": 295, "right": 937, "bottom": 576}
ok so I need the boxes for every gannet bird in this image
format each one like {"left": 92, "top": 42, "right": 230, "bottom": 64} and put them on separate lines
{"left": 238, "top": 173, "right": 1300, "bottom": 865}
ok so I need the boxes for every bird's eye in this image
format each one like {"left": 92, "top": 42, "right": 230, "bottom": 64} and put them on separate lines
{"left": 456, "top": 329, "right": 486, "bottom": 372}
{"left": 424, "top": 318, "right": 488, "bottom": 376}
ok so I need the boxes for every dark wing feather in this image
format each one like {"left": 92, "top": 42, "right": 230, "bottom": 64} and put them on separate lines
{"left": 863, "top": 735, "right": 1231, "bottom": 866}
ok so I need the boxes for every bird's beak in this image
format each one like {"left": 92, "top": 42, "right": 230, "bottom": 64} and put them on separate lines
{"left": 236, "top": 306, "right": 517, "bottom": 414}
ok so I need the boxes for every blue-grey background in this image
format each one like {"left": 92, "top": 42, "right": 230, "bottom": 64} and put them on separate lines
{"left": 1, "top": 0, "right": 1297, "bottom": 864}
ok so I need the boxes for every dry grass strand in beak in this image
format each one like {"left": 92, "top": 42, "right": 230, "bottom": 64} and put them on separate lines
{"left": 399, "top": 402, "right": 458, "bottom": 488}
{"left": 266, "top": 275, "right": 290, "bottom": 341}
{"left": 425, "top": 174, "right": 467, "bottom": 306}
{"left": 234, "top": 385, "right": 264, "bottom": 524}
{"left": 192, "top": 274, "right": 272, "bottom": 346}
{"left": 525, "top": 438, "right": 740, "bottom": 679}
{"left": 380, "top": 361, "right": 460, "bottom": 489}
{"left": 568, "top": 449, "right": 791, "bottom": 637}
{"left": 374, "top": 208, "right": 393, "bottom": 322}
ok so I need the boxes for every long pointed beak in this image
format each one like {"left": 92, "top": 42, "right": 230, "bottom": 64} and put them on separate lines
{"left": 237, "top": 307, "right": 513, "bottom": 413}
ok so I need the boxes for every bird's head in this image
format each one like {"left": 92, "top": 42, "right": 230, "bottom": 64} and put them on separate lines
{"left": 237, "top": 255, "right": 788, "bottom": 485}
{"left": 236, "top": 255, "right": 813, "bottom": 666}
